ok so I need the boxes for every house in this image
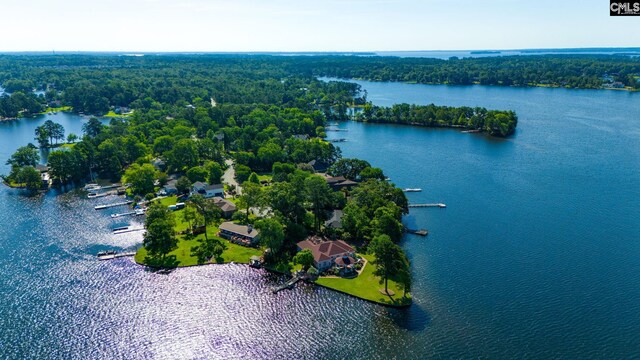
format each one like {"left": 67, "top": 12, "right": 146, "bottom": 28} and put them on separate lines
{"left": 213, "top": 197, "right": 237, "bottom": 218}
{"left": 218, "top": 221, "right": 260, "bottom": 246}
{"left": 308, "top": 159, "right": 330, "bottom": 173}
{"left": 324, "top": 175, "right": 358, "bottom": 190}
{"left": 296, "top": 236, "right": 356, "bottom": 271}
{"left": 191, "top": 182, "right": 224, "bottom": 198}
{"left": 324, "top": 210, "right": 343, "bottom": 229}
{"left": 161, "top": 179, "right": 178, "bottom": 196}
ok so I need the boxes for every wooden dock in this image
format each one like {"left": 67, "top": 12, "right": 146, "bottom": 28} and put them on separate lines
{"left": 97, "top": 251, "right": 136, "bottom": 261}
{"left": 95, "top": 200, "right": 133, "bottom": 210}
{"left": 113, "top": 227, "right": 145, "bottom": 235}
{"left": 408, "top": 203, "right": 446, "bottom": 208}
{"left": 406, "top": 228, "right": 429, "bottom": 236}
{"left": 272, "top": 275, "right": 303, "bottom": 293}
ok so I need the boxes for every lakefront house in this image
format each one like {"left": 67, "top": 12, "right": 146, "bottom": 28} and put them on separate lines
{"left": 296, "top": 236, "right": 356, "bottom": 271}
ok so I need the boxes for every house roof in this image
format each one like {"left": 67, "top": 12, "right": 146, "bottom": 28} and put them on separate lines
{"left": 192, "top": 181, "right": 206, "bottom": 189}
{"left": 219, "top": 221, "right": 259, "bottom": 238}
{"left": 297, "top": 237, "right": 355, "bottom": 264}
{"left": 213, "top": 197, "right": 236, "bottom": 212}
{"left": 324, "top": 175, "right": 346, "bottom": 184}
{"left": 335, "top": 255, "right": 356, "bottom": 266}
{"left": 205, "top": 183, "right": 223, "bottom": 190}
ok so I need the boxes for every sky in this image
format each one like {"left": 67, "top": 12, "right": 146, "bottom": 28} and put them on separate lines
{"left": 2, "top": 0, "right": 639, "bottom": 52}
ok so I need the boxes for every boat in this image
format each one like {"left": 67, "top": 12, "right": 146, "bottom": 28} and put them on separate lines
{"left": 135, "top": 208, "right": 146, "bottom": 216}
{"left": 112, "top": 226, "right": 129, "bottom": 232}
{"left": 403, "top": 188, "right": 422, "bottom": 192}
{"left": 87, "top": 193, "right": 98, "bottom": 199}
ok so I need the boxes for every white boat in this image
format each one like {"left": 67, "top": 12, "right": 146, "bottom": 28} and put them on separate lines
{"left": 403, "top": 188, "right": 422, "bottom": 192}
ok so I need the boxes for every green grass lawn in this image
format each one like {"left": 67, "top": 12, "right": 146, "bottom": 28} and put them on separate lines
{"left": 315, "top": 254, "right": 411, "bottom": 307}
{"left": 134, "top": 211, "right": 263, "bottom": 268}
{"left": 42, "top": 106, "right": 72, "bottom": 113}
{"left": 104, "top": 110, "right": 132, "bottom": 117}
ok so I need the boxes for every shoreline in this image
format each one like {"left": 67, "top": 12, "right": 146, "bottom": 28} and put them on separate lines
{"left": 133, "top": 251, "right": 412, "bottom": 308}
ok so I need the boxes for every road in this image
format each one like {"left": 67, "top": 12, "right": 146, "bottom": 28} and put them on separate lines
{"left": 222, "top": 159, "right": 241, "bottom": 195}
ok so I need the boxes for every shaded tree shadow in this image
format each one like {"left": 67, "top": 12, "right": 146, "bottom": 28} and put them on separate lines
{"left": 144, "top": 254, "right": 179, "bottom": 273}
{"left": 386, "top": 303, "right": 431, "bottom": 332}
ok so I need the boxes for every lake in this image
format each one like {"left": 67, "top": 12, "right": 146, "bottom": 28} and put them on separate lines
{"left": 1, "top": 81, "right": 639, "bottom": 358}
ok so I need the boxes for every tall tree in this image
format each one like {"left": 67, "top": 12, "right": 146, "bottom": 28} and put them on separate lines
{"left": 6, "top": 145, "right": 39, "bottom": 168}
{"left": 124, "top": 163, "right": 157, "bottom": 195}
{"left": 82, "top": 117, "right": 104, "bottom": 138}
{"left": 256, "top": 218, "right": 285, "bottom": 255}
{"left": 188, "top": 194, "right": 222, "bottom": 241}
{"left": 369, "top": 234, "right": 410, "bottom": 294}
{"left": 143, "top": 203, "right": 178, "bottom": 266}
{"left": 237, "top": 182, "right": 262, "bottom": 222}
{"left": 304, "top": 175, "right": 332, "bottom": 232}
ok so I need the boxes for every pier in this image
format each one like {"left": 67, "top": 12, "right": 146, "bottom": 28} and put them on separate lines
{"left": 95, "top": 200, "right": 133, "bottom": 210}
{"left": 272, "top": 274, "right": 303, "bottom": 293}
{"left": 97, "top": 251, "right": 137, "bottom": 261}
{"left": 408, "top": 203, "right": 446, "bottom": 208}
{"left": 111, "top": 211, "right": 136, "bottom": 218}
{"left": 405, "top": 228, "right": 429, "bottom": 236}
{"left": 113, "top": 227, "right": 145, "bottom": 235}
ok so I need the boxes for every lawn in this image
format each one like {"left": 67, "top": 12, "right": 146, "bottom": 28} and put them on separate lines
{"left": 135, "top": 233, "right": 262, "bottom": 267}
{"left": 315, "top": 254, "right": 411, "bottom": 307}
{"left": 134, "top": 206, "right": 263, "bottom": 268}
{"left": 42, "top": 106, "right": 72, "bottom": 113}
{"left": 104, "top": 110, "right": 132, "bottom": 117}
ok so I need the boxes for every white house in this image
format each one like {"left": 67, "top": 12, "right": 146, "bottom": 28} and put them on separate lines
{"left": 191, "top": 182, "right": 224, "bottom": 198}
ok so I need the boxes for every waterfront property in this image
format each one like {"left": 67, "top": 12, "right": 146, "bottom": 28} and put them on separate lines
{"left": 218, "top": 221, "right": 260, "bottom": 246}
{"left": 296, "top": 236, "right": 356, "bottom": 271}
{"left": 323, "top": 175, "right": 358, "bottom": 190}
{"left": 191, "top": 182, "right": 224, "bottom": 198}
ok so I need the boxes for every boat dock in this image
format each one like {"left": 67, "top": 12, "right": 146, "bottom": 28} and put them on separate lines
{"left": 111, "top": 211, "right": 136, "bottom": 218}
{"left": 95, "top": 200, "right": 133, "bottom": 210}
{"left": 408, "top": 203, "right": 446, "bottom": 208}
{"left": 113, "top": 227, "right": 145, "bottom": 235}
{"left": 406, "top": 228, "right": 429, "bottom": 236}
{"left": 97, "top": 251, "right": 137, "bottom": 261}
{"left": 403, "top": 188, "right": 422, "bottom": 192}
{"left": 330, "top": 138, "right": 347, "bottom": 142}
{"left": 272, "top": 274, "right": 303, "bottom": 293}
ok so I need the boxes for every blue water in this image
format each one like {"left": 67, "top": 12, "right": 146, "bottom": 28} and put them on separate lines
{"left": 376, "top": 49, "right": 640, "bottom": 59}
{"left": 1, "top": 83, "right": 640, "bottom": 358}
{"left": 326, "top": 80, "right": 640, "bottom": 357}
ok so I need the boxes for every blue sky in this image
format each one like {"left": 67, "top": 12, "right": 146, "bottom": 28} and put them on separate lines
{"left": 2, "top": 0, "right": 638, "bottom": 52}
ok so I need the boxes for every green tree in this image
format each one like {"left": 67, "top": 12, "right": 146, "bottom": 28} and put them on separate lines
{"left": 206, "top": 161, "right": 223, "bottom": 184}
{"left": 124, "top": 163, "right": 157, "bottom": 195}
{"left": 247, "top": 172, "right": 260, "bottom": 184}
{"left": 304, "top": 175, "right": 332, "bottom": 232}
{"left": 293, "top": 248, "right": 315, "bottom": 271}
{"left": 191, "top": 237, "right": 227, "bottom": 264}
{"left": 369, "top": 234, "right": 409, "bottom": 294}
{"left": 256, "top": 218, "right": 285, "bottom": 255}
{"left": 234, "top": 164, "right": 252, "bottom": 183}
{"left": 181, "top": 205, "right": 200, "bottom": 233}
{"left": 19, "top": 166, "right": 43, "bottom": 191}
{"left": 237, "top": 182, "right": 263, "bottom": 222}
{"left": 143, "top": 203, "right": 178, "bottom": 266}
{"left": 328, "top": 158, "right": 371, "bottom": 180}
{"left": 188, "top": 194, "right": 222, "bottom": 241}
{"left": 176, "top": 176, "right": 192, "bottom": 195}
{"left": 66, "top": 133, "right": 78, "bottom": 143}
{"left": 186, "top": 166, "right": 208, "bottom": 183}
{"left": 6, "top": 145, "right": 39, "bottom": 168}
{"left": 82, "top": 117, "right": 104, "bottom": 138}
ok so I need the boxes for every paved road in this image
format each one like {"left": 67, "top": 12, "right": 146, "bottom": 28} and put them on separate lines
{"left": 222, "top": 159, "right": 241, "bottom": 195}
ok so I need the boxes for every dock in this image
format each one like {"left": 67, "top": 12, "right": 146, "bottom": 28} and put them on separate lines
{"left": 330, "top": 138, "right": 347, "bottom": 142}
{"left": 113, "top": 227, "right": 145, "bottom": 235}
{"left": 95, "top": 200, "right": 133, "bottom": 210}
{"left": 406, "top": 228, "right": 429, "bottom": 236}
{"left": 403, "top": 188, "right": 422, "bottom": 192}
{"left": 272, "top": 274, "right": 303, "bottom": 293}
{"left": 97, "top": 251, "right": 137, "bottom": 261}
{"left": 111, "top": 211, "right": 136, "bottom": 218}
{"left": 408, "top": 203, "right": 446, "bottom": 208}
